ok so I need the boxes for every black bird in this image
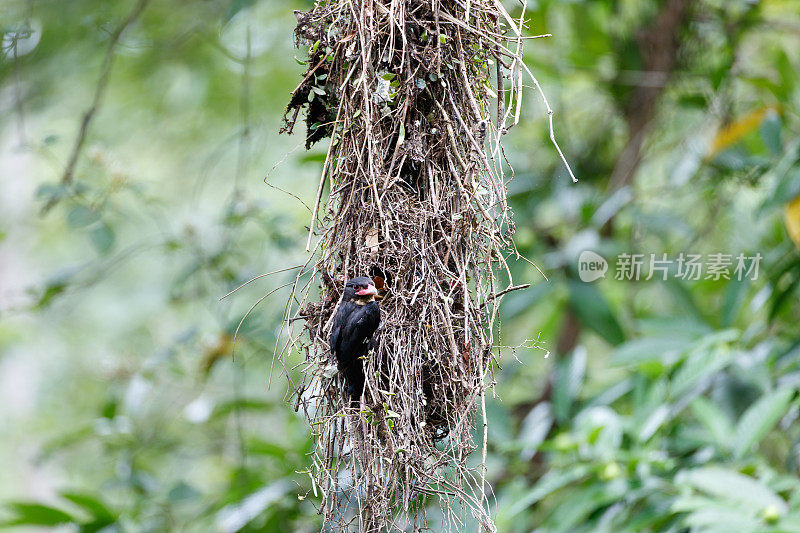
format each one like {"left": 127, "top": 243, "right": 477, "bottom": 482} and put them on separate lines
{"left": 330, "top": 276, "right": 381, "bottom": 401}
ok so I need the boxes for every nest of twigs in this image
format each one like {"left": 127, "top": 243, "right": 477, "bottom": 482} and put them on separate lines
{"left": 276, "top": 1, "right": 563, "bottom": 531}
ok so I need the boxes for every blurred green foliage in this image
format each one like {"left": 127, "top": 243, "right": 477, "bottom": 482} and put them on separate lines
{"left": 1, "top": 0, "right": 799, "bottom": 531}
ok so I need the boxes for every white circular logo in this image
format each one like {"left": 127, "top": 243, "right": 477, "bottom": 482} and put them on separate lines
{"left": 578, "top": 250, "right": 608, "bottom": 282}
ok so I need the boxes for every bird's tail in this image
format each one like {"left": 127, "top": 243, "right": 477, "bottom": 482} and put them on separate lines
{"left": 341, "top": 358, "right": 365, "bottom": 401}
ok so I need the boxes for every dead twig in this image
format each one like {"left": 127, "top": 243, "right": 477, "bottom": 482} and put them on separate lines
{"left": 43, "top": 0, "right": 150, "bottom": 214}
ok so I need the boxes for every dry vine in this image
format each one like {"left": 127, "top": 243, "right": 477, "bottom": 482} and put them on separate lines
{"left": 275, "top": 1, "right": 570, "bottom": 530}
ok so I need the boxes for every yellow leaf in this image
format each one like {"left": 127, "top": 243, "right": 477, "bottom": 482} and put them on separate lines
{"left": 709, "top": 105, "right": 778, "bottom": 158}
{"left": 785, "top": 194, "right": 800, "bottom": 249}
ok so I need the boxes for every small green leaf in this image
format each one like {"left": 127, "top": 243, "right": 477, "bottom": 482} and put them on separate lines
{"left": 690, "top": 396, "right": 733, "bottom": 447}
{"left": 760, "top": 110, "right": 782, "bottom": 155}
{"left": 36, "top": 183, "right": 67, "bottom": 201}
{"left": 721, "top": 277, "right": 749, "bottom": 327}
{"left": 612, "top": 336, "right": 692, "bottom": 366}
{"left": 499, "top": 466, "right": 590, "bottom": 523}
{"left": 439, "top": 34, "right": 449, "bottom": 44}
{"left": 34, "top": 270, "right": 74, "bottom": 309}
{"left": 66, "top": 205, "right": 99, "bottom": 228}
{"left": 553, "top": 348, "right": 586, "bottom": 423}
{"left": 734, "top": 387, "right": 794, "bottom": 458}
{"left": 89, "top": 222, "right": 115, "bottom": 254}
{"left": 638, "top": 404, "right": 670, "bottom": 442}
{"left": 677, "top": 467, "right": 787, "bottom": 513}
{"left": 397, "top": 123, "right": 405, "bottom": 146}
{"left": 59, "top": 491, "right": 114, "bottom": 521}
{"left": 3, "top": 502, "right": 75, "bottom": 526}
{"left": 311, "top": 86, "right": 326, "bottom": 96}
{"left": 223, "top": 0, "right": 257, "bottom": 24}
{"left": 567, "top": 281, "right": 625, "bottom": 345}
{"left": 168, "top": 482, "right": 201, "bottom": 502}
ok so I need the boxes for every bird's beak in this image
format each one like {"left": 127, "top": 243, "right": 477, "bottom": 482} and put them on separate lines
{"left": 355, "top": 284, "right": 378, "bottom": 296}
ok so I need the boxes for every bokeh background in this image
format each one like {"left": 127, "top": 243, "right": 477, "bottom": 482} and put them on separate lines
{"left": 2, "top": 0, "right": 800, "bottom": 531}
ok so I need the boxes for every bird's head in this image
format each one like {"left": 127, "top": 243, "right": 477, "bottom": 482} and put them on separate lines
{"left": 343, "top": 276, "right": 379, "bottom": 303}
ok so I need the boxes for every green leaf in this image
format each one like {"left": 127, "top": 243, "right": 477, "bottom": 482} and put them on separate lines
{"left": 36, "top": 182, "right": 68, "bottom": 202}
{"left": 760, "top": 110, "right": 782, "bottom": 155}
{"left": 211, "top": 399, "right": 272, "bottom": 419}
{"left": 224, "top": 0, "right": 258, "bottom": 23}
{"left": 545, "top": 480, "right": 628, "bottom": 531}
{"left": 677, "top": 467, "right": 787, "bottom": 513}
{"left": 567, "top": 281, "right": 625, "bottom": 345}
{"left": 769, "top": 269, "right": 800, "bottom": 322}
{"left": 721, "top": 277, "right": 749, "bottom": 327}
{"left": 612, "top": 336, "right": 693, "bottom": 366}
{"left": 89, "top": 222, "right": 115, "bottom": 254}
{"left": 498, "top": 466, "right": 589, "bottom": 523}
{"left": 776, "top": 50, "right": 796, "bottom": 98}
{"left": 67, "top": 205, "right": 100, "bottom": 228}
{"left": 734, "top": 387, "right": 794, "bottom": 458}
{"left": 215, "top": 480, "right": 290, "bottom": 532}
{"left": 690, "top": 396, "right": 733, "bottom": 447}
{"left": 168, "top": 482, "right": 201, "bottom": 502}
{"left": 553, "top": 347, "right": 586, "bottom": 422}
{"left": 670, "top": 345, "right": 732, "bottom": 398}
{"left": 34, "top": 271, "right": 74, "bottom": 309}
{"left": 679, "top": 503, "right": 761, "bottom": 532}
{"left": 3, "top": 502, "right": 75, "bottom": 526}
{"left": 638, "top": 404, "right": 670, "bottom": 442}
{"left": 518, "top": 402, "right": 553, "bottom": 459}
{"left": 247, "top": 438, "right": 289, "bottom": 459}
{"left": 761, "top": 146, "right": 800, "bottom": 211}
{"left": 397, "top": 123, "right": 405, "bottom": 146}
{"left": 59, "top": 491, "right": 114, "bottom": 521}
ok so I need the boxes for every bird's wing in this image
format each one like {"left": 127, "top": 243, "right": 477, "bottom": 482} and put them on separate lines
{"left": 342, "top": 302, "right": 380, "bottom": 346}
{"left": 330, "top": 301, "right": 350, "bottom": 357}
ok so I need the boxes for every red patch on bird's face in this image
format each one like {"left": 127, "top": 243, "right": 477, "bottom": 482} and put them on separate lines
{"left": 355, "top": 285, "right": 378, "bottom": 296}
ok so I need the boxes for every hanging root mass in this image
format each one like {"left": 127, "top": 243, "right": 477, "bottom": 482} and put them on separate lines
{"left": 278, "top": 1, "right": 553, "bottom": 531}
